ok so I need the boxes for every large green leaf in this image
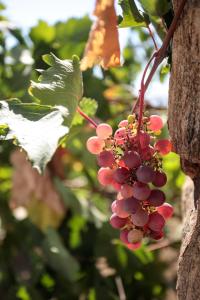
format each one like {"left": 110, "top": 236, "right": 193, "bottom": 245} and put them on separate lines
{"left": 29, "top": 53, "right": 83, "bottom": 127}
{"left": 138, "top": 0, "right": 171, "bottom": 17}
{"left": 42, "top": 228, "right": 80, "bottom": 281}
{"left": 118, "top": 0, "right": 147, "bottom": 28}
{"left": 0, "top": 99, "right": 69, "bottom": 172}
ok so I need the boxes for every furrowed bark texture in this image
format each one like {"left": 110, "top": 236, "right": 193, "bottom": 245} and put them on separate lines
{"left": 168, "top": 0, "right": 200, "bottom": 299}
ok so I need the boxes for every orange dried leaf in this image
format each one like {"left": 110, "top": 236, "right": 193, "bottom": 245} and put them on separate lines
{"left": 81, "top": 0, "right": 121, "bottom": 70}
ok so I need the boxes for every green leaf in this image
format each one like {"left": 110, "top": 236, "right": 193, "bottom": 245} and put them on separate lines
{"left": 138, "top": 0, "right": 171, "bottom": 17}
{"left": 72, "top": 97, "right": 98, "bottom": 126}
{"left": 118, "top": 0, "right": 147, "bottom": 28}
{"left": 0, "top": 99, "right": 69, "bottom": 173}
{"left": 29, "top": 53, "right": 83, "bottom": 127}
{"left": 42, "top": 228, "right": 80, "bottom": 281}
{"left": 29, "top": 20, "right": 56, "bottom": 43}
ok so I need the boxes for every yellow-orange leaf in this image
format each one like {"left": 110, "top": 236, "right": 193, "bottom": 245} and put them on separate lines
{"left": 81, "top": 0, "right": 120, "bottom": 70}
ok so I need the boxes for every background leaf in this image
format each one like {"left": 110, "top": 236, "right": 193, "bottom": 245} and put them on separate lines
{"left": 72, "top": 97, "right": 98, "bottom": 126}
{"left": 118, "top": 0, "right": 146, "bottom": 28}
{"left": 138, "top": 0, "right": 171, "bottom": 17}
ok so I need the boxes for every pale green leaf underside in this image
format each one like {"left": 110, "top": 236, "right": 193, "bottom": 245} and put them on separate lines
{"left": 29, "top": 53, "right": 83, "bottom": 127}
{"left": 118, "top": 0, "right": 146, "bottom": 28}
{"left": 0, "top": 100, "right": 69, "bottom": 173}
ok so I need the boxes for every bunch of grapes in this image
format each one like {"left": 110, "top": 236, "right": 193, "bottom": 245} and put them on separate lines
{"left": 86, "top": 114, "right": 173, "bottom": 250}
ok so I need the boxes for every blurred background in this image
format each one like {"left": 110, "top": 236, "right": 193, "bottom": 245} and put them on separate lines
{"left": 0, "top": 1, "right": 184, "bottom": 299}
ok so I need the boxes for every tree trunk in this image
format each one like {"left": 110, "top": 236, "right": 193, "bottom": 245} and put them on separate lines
{"left": 168, "top": 0, "right": 200, "bottom": 299}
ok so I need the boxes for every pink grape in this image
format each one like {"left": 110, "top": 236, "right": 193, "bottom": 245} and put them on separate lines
{"left": 112, "top": 182, "right": 122, "bottom": 191}
{"left": 150, "top": 230, "right": 164, "bottom": 240}
{"left": 127, "top": 242, "right": 141, "bottom": 250}
{"left": 132, "top": 182, "right": 151, "bottom": 200}
{"left": 86, "top": 136, "right": 105, "bottom": 154}
{"left": 118, "top": 120, "right": 128, "bottom": 128}
{"left": 147, "top": 189, "right": 166, "bottom": 207}
{"left": 155, "top": 139, "right": 172, "bottom": 155}
{"left": 139, "top": 131, "right": 150, "bottom": 149}
{"left": 123, "top": 151, "right": 141, "bottom": 169}
{"left": 157, "top": 203, "right": 173, "bottom": 220}
{"left": 120, "top": 184, "right": 134, "bottom": 198}
{"left": 97, "top": 167, "right": 114, "bottom": 186}
{"left": 96, "top": 123, "right": 113, "bottom": 139}
{"left": 123, "top": 197, "right": 140, "bottom": 214}
{"left": 113, "top": 167, "right": 130, "bottom": 184}
{"left": 148, "top": 212, "right": 165, "bottom": 232}
{"left": 97, "top": 150, "right": 115, "bottom": 167}
{"left": 127, "top": 229, "right": 143, "bottom": 243}
{"left": 120, "top": 229, "right": 129, "bottom": 244}
{"left": 148, "top": 115, "right": 163, "bottom": 131}
{"left": 110, "top": 214, "right": 127, "bottom": 229}
{"left": 111, "top": 200, "right": 130, "bottom": 218}
{"left": 131, "top": 208, "right": 149, "bottom": 227}
{"left": 136, "top": 165, "right": 155, "bottom": 183}
{"left": 114, "top": 128, "right": 126, "bottom": 139}
{"left": 152, "top": 171, "right": 167, "bottom": 187}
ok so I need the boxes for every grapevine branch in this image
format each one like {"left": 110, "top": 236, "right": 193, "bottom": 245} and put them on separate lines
{"left": 77, "top": 106, "right": 98, "bottom": 128}
{"left": 133, "top": 0, "right": 187, "bottom": 128}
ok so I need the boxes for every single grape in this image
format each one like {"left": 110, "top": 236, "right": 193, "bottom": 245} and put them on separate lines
{"left": 111, "top": 200, "right": 130, "bottom": 218}
{"left": 139, "top": 131, "right": 150, "bottom": 149}
{"left": 136, "top": 165, "right": 155, "bottom": 183}
{"left": 147, "top": 189, "right": 166, "bottom": 207}
{"left": 157, "top": 202, "right": 173, "bottom": 220}
{"left": 148, "top": 212, "right": 165, "bottom": 232}
{"left": 150, "top": 230, "right": 164, "bottom": 240}
{"left": 148, "top": 115, "right": 163, "bottom": 131}
{"left": 132, "top": 182, "right": 151, "bottom": 200}
{"left": 152, "top": 171, "right": 167, "bottom": 187}
{"left": 114, "top": 128, "right": 126, "bottom": 139}
{"left": 120, "top": 184, "right": 134, "bottom": 198}
{"left": 123, "top": 197, "right": 140, "bottom": 214}
{"left": 123, "top": 151, "right": 141, "bottom": 169}
{"left": 127, "top": 242, "right": 141, "bottom": 250}
{"left": 120, "top": 229, "right": 129, "bottom": 244}
{"left": 110, "top": 213, "right": 128, "bottom": 229}
{"left": 131, "top": 208, "right": 149, "bottom": 227}
{"left": 141, "top": 146, "right": 155, "bottom": 160}
{"left": 97, "top": 167, "right": 114, "bottom": 186}
{"left": 112, "top": 181, "right": 122, "bottom": 191}
{"left": 86, "top": 136, "right": 105, "bottom": 154}
{"left": 155, "top": 139, "right": 172, "bottom": 155}
{"left": 127, "top": 229, "right": 143, "bottom": 243}
{"left": 96, "top": 123, "right": 113, "bottom": 139}
{"left": 113, "top": 167, "right": 130, "bottom": 184}
{"left": 118, "top": 120, "right": 128, "bottom": 128}
{"left": 97, "top": 150, "right": 115, "bottom": 167}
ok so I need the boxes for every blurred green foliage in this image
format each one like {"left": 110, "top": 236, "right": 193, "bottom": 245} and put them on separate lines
{"left": 0, "top": 1, "right": 184, "bottom": 300}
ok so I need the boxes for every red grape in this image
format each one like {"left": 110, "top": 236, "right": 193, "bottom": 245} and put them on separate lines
{"left": 96, "top": 123, "right": 112, "bottom": 139}
{"left": 157, "top": 202, "right": 173, "bottom": 220}
{"left": 150, "top": 230, "right": 164, "bottom": 240}
{"left": 148, "top": 115, "right": 163, "bottom": 131}
{"left": 123, "top": 151, "right": 141, "bottom": 169}
{"left": 127, "top": 242, "right": 141, "bottom": 250}
{"left": 127, "top": 229, "right": 143, "bottom": 243}
{"left": 97, "top": 150, "right": 115, "bottom": 167}
{"left": 118, "top": 120, "right": 128, "bottom": 128}
{"left": 132, "top": 182, "right": 151, "bottom": 200}
{"left": 111, "top": 200, "right": 130, "bottom": 218}
{"left": 147, "top": 189, "right": 166, "bottom": 207}
{"left": 123, "top": 197, "right": 140, "bottom": 214}
{"left": 155, "top": 139, "right": 172, "bottom": 155}
{"left": 120, "top": 229, "right": 129, "bottom": 244}
{"left": 131, "top": 208, "right": 149, "bottom": 227}
{"left": 148, "top": 212, "right": 165, "bottom": 232}
{"left": 114, "top": 128, "right": 126, "bottom": 139}
{"left": 110, "top": 214, "right": 127, "bottom": 229}
{"left": 136, "top": 165, "right": 155, "bottom": 183}
{"left": 113, "top": 167, "right": 130, "bottom": 184}
{"left": 97, "top": 167, "right": 114, "bottom": 186}
{"left": 120, "top": 184, "right": 134, "bottom": 198}
{"left": 86, "top": 136, "right": 105, "bottom": 154}
{"left": 152, "top": 171, "right": 167, "bottom": 187}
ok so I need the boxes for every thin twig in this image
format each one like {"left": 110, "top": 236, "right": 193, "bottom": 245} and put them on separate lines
{"left": 115, "top": 276, "right": 126, "bottom": 300}
{"left": 77, "top": 106, "right": 98, "bottom": 128}
{"left": 147, "top": 24, "right": 158, "bottom": 51}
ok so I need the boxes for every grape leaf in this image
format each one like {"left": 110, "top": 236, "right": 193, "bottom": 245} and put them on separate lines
{"left": 29, "top": 53, "right": 83, "bottom": 127}
{"left": 72, "top": 97, "right": 98, "bottom": 126}
{"left": 138, "top": 0, "right": 171, "bottom": 17}
{"left": 42, "top": 228, "right": 80, "bottom": 281}
{"left": 0, "top": 100, "right": 69, "bottom": 173}
{"left": 118, "top": 0, "right": 147, "bottom": 28}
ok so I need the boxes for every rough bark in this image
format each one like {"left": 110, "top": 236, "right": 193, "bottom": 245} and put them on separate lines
{"left": 168, "top": 0, "right": 200, "bottom": 299}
